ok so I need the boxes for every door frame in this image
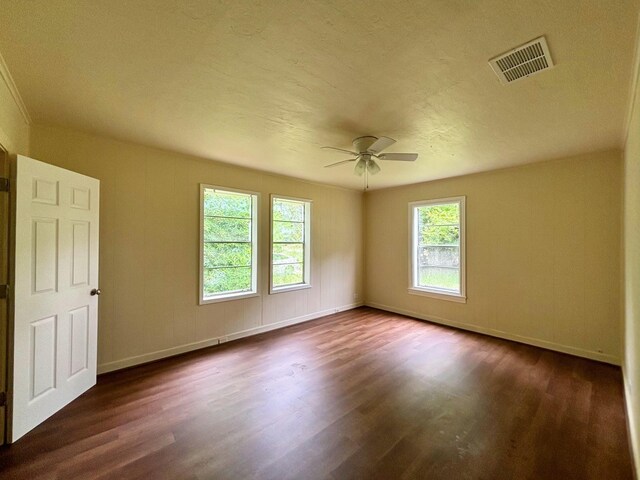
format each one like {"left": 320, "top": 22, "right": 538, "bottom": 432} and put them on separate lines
{"left": 0, "top": 145, "right": 9, "bottom": 445}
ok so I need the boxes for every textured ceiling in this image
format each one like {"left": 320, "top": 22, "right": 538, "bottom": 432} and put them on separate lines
{"left": 0, "top": 0, "right": 638, "bottom": 189}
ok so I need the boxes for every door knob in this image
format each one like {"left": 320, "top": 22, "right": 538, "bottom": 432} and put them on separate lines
{"left": 90, "top": 288, "right": 101, "bottom": 296}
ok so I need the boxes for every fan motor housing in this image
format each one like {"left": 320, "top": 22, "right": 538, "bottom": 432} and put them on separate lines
{"left": 353, "top": 136, "right": 378, "bottom": 153}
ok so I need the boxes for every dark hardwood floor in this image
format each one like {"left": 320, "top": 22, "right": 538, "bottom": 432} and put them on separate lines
{"left": 0, "top": 307, "right": 633, "bottom": 479}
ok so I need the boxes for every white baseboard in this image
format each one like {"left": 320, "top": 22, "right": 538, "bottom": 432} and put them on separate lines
{"left": 365, "top": 301, "right": 620, "bottom": 365}
{"left": 97, "top": 336, "right": 223, "bottom": 374}
{"left": 97, "top": 302, "right": 363, "bottom": 374}
{"left": 223, "top": 302, "right": 362, "bottom": 343}
{"left": 623, "top": 366, "right": 640, "bottom": 478}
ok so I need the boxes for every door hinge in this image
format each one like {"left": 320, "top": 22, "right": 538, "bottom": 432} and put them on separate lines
{"left": 0, "top": 392, "right": 5, "bottom": 407}
{"left": 0, "top": 285, "right": 8, "bottom": 299}
{"left": 0, "top": 177, "right": 8, "bottom": 192}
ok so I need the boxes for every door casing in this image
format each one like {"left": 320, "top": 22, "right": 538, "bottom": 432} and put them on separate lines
{"left": 0, "top": 146, "right": 8, "bottom": 445}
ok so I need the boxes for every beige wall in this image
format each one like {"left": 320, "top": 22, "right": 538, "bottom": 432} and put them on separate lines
{"left": 365, "top": 150, "right": 622, "bottom": 364}
{"left": 623, "top": 33, "right": 640, "bottom": 471}
{"left": 29, "top": 125, "right": 364, "bottom": 372}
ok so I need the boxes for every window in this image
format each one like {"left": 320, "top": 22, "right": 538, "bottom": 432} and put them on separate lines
{"left": 200, "top": 185, "right": 258, "bottom": 303}
{"left": 270, "top": 195, "right": 311, "bottom": 293}
{"left": 409, "top": 196, "right": 466, "bottom": 302}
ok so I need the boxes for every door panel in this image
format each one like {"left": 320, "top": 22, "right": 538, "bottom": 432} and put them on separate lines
{"left": 71, "top": 221, "right": 90, "bottom": 286}
{"left": 32, "top": 178, "right": 58, "bottom": 205}
{"left": 70, "top": 186, "right": 90, "bottom": 210}
{"left": 69, "top": 306, "right": 89, "bottom": 377}
{"left": 11, "top": 155, "right": 99, "bottom": 442}
{"left": 30, "top": 315, "right": 57, "bottom": 399}
{"left": 32, "top": 218, "right": 58, "bottom": 293}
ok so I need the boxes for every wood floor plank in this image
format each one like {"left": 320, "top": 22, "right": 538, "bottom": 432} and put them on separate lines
{"left": 0, "top": 307, "right": 633, "bottom": 479}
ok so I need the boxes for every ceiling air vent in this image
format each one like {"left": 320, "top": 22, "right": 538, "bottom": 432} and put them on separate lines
{"left": 489, "top": 36, "right": 554, "bottom": 84}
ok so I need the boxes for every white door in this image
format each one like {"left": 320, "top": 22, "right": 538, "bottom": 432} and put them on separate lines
{"left": 11, "top": 155, "right": 99, "bottom": 442}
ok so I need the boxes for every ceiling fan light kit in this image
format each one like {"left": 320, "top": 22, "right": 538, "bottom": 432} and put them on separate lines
{"left": 322, "top": 135, "right": 418, "bottom": 190}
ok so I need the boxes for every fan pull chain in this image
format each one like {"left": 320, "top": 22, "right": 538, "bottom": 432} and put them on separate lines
{"left": 364, "top": 164, "right": 369, "bottom": 191}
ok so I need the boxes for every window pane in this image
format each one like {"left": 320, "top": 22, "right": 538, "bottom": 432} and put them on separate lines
{"left": 204, "top": 190, "right": 251, "bottom": 218}
{"left": 418, "top": 246, "right": 459, "bottom": 267}
{"left": 204, "top": 217, "right": 251, "bottom": 242}
{"left": 273, "top": 199, "right": 304, "bottom": 222}
{"left": 273, "top": 263, "right": 303, "bottom": 286}
{"left": 419, "top": 225, "right": 459, "bottom": 246}
{"left": 204, "top": 243, "right": 251, "bottom": 268}
{"left": 418, "top": 203, "right": 459, "bottom": 226}
{"left": 273, "top": 243, "right": 304, "bottom": 265}
{"left": 419, "top": 267, "right": 459, "bottom": 291}
{"left": 273, "top": 220, "right": 304, "bottom": 242}
{"left": 204, "top": 267, "right": 252, "bottom": 296}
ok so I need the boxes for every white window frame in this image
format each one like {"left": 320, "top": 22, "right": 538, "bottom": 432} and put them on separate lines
{"left": 408, "top": 196, "right": 466, "bottom": 303}
{"left": 270, "top": 194, "right": 312, "bottom": 294}
{"left": 199, "top": 184, "right": 260, "bottom": 304}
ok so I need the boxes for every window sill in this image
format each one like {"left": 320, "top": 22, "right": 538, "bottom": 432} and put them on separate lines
{"left": 408, "top": 287, "right": 466, "bottom": 303}
{"left": 270, "top": 283, "right": 312, "bottom": 295}
{"left": 200, "top": 291, "right": 259, "bottom": 305}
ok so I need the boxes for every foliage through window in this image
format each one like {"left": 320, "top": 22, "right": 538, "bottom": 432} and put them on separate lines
{"left": 271, "top": 196, "right": 311, "bottom": 292}
{"left": 200, "top": 186, "right": 258, "bottom": 303}
{"left": 410, "top": 197, "right": 465, "bottom": 301}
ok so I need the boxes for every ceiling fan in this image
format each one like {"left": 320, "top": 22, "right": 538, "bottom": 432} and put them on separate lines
{"left": 322, "top": 136, "right": 418, "bottom": 189}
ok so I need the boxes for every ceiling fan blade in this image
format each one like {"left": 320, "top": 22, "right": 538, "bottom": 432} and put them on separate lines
{"left": 368, "top": 136, "right": 396, "bottom": 154}
{"left": 324, "top": 158, "right": 357, "bottom": 168}
{"left": 354, "top": 158, "right": 366, "bottom": 176}
{"left": 377, "top": 153, "right": 418, "bottom": 161}
{"left": 321, "top": 146, "right": 359, "bottom": 156}
{"left": 368, "top": 160, "right": 381, "bottom": 175}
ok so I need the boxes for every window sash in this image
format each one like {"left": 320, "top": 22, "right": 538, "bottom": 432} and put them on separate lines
{"left": 204, "top": 241, "right": 252, "bottom": 244}
{"left": 271, "top": 196, "right": 311, "bottom": 292}
{"left": 409, "top": 197, "right": 466, "bottom": 301}
{"left": 204, "top": 214, "right": 254, "bottom": 221}
{"left": 416, "top": 205, "right": 460, "bottom": 291}
{"left": 200, "top": 185, "right": 259, "bottom": 304}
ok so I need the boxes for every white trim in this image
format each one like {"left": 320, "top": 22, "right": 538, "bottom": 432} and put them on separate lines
{"left": 97, "top": 336, "right": 223, "bottom": 374}
{"left": 623, "top": 366, "right": 640, "bottom": 476}
{"left": 97, "top": 302, "right": 363, "bottom": 374}
{"left": 0, "top": 50, "right": 31, "bottom": 125}
{"left": 271, "top": 284, "right": 312, "bottom": 294}
{"left": 224, "top": 302, "right": 362, "bottom": 342}
{"left": 201, "top": 291, "right": 260, "bottom": 304}
{"left": 366, "top": 301, "right": 620, "bottom": 365}
{"left": 621, "top": 12, "right": 640, "bottom": 473}
{"left": 269, "top": 194, "right": 312, "bottom": 294}
{"left": 623, "top": 10, "right": 640, "bottom": 146}
{"left": 199, "top": 184, "right": 260, "bottom": 305}
{"left": 408, "top": 287, "right": 467, "bottom": 303}
{"left": 408, "top": 196, "right": 466, "bottom": 302}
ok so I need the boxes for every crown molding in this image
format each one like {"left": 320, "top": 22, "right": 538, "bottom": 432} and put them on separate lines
{"left": 0, "top": 50, "right": 31, "bottom": 125}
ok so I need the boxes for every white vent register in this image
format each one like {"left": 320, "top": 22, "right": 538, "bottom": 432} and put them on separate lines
{"left": 489, "top": 36, "right": 554, "bottom": 84}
